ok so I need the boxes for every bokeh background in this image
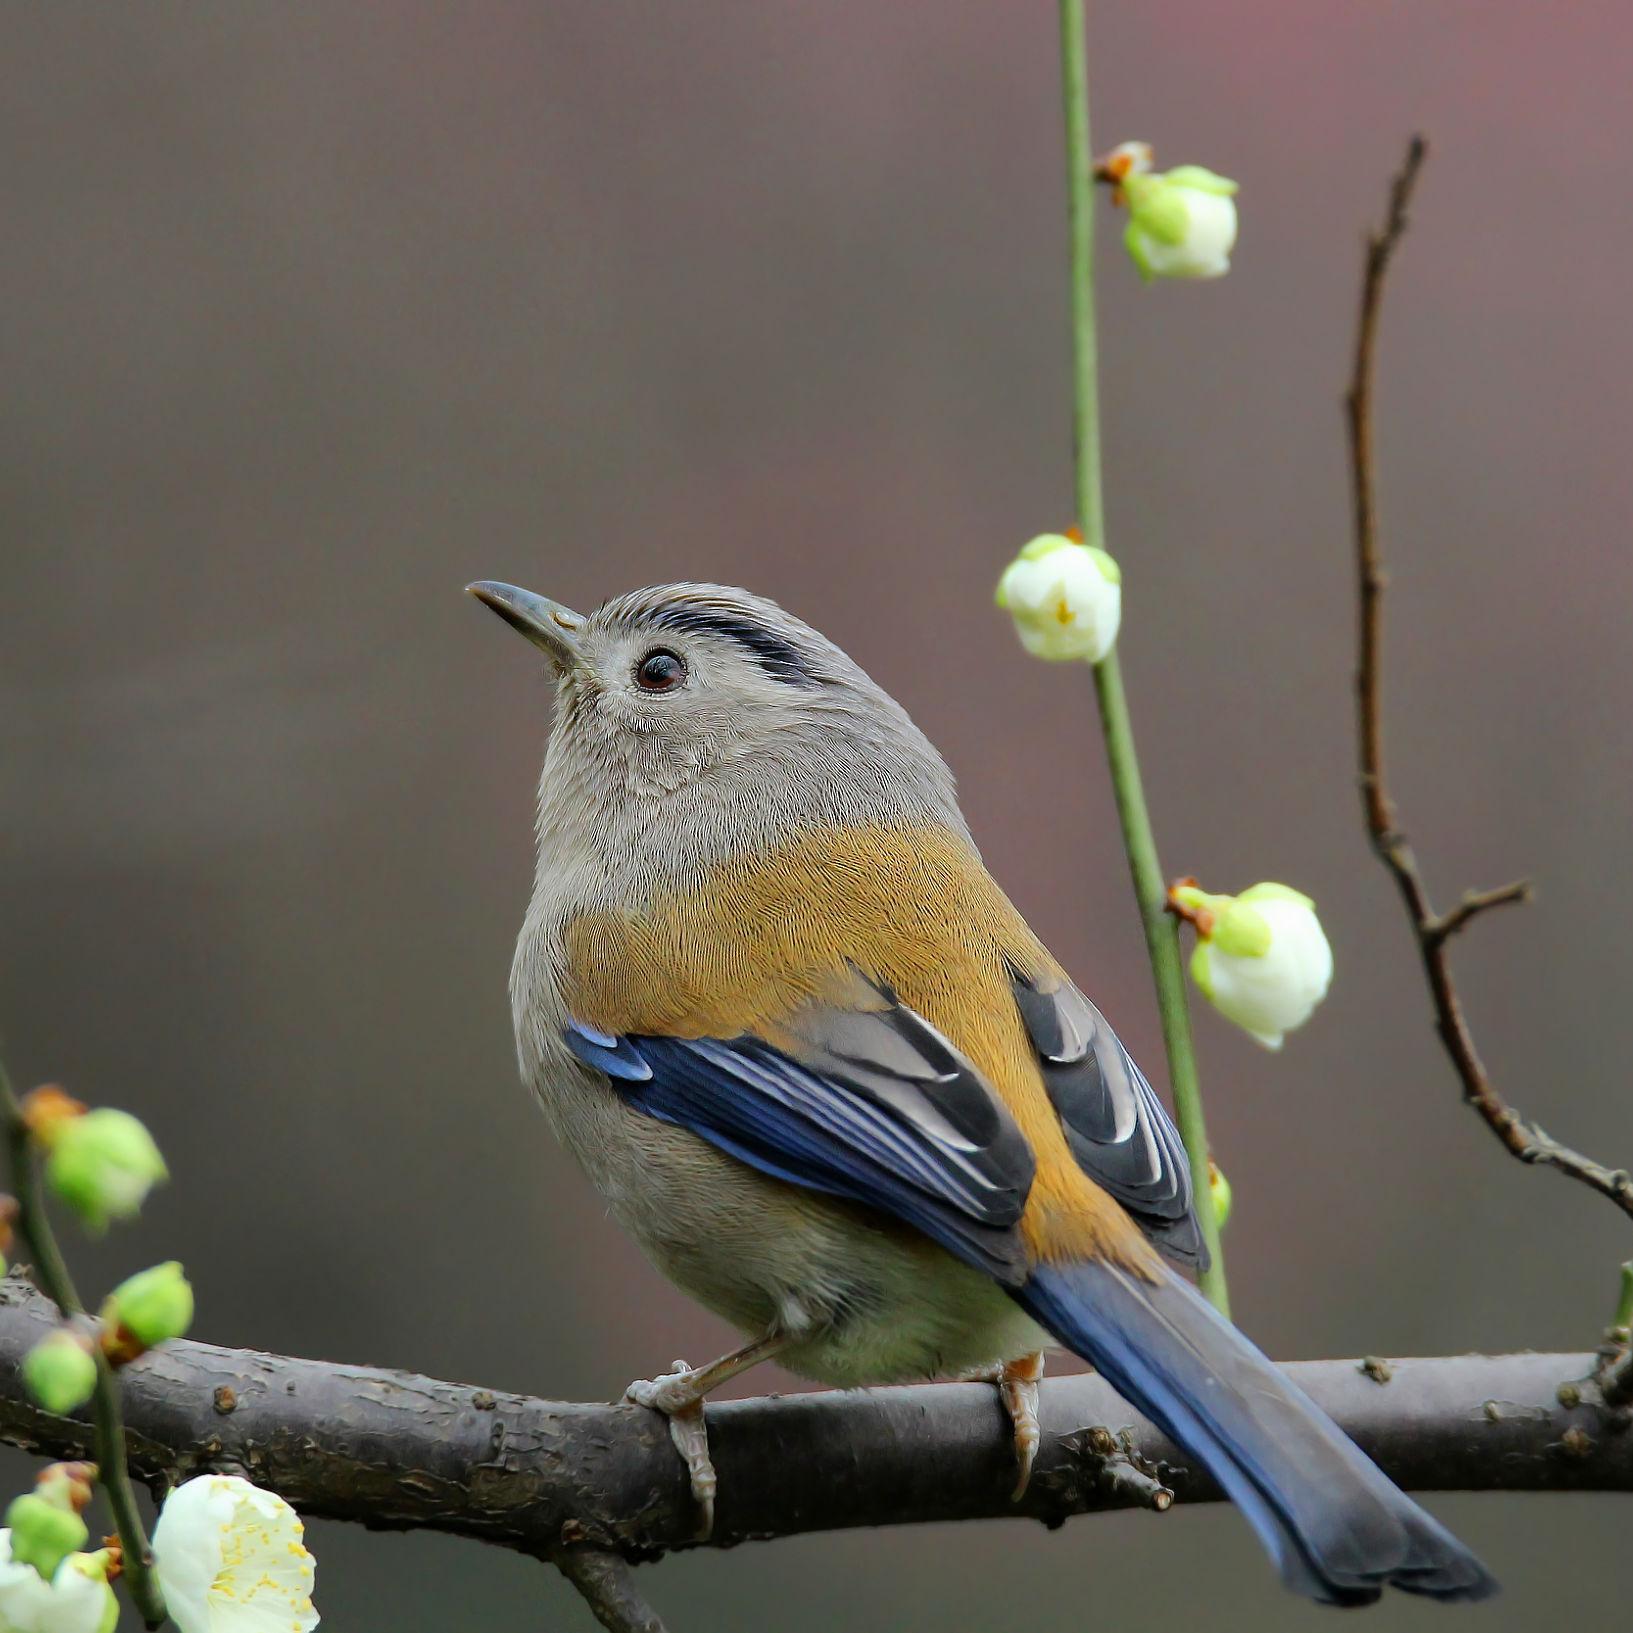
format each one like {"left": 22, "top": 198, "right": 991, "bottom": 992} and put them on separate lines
{"left": 3, "top": 2, "right": 1629, "bottom": 1627}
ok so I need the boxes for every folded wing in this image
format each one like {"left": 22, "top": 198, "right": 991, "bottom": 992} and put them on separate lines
{"left": 562, "top": 962, "right": 1036, "bottom": 1284}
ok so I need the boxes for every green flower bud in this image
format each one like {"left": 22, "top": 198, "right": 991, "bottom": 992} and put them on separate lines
{"left": 44, "top": 1108, "right": 168, "bottom": 1232}
{"left": 1208, "top": 1161, "right": 1233, "bottom": 1231}
{"left": 104, "top": 1261, "right": 194, "bottom": 1351}
{"left": 22, "top": 1331, "right": 98, "bottom": 1417}
{"left": 3, "top": 1493, "right": 88, "bottom": 1581}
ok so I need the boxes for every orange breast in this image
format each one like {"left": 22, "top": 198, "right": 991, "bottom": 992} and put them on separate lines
{"left": 563, "top": 823, "right": 1159, "bottom": 1273}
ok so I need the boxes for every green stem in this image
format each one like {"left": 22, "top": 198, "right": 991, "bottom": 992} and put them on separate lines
{"left": 1612, "top": 1262, "right": 1633, "bottom": 1335}
{"left": 0, "top": 1054, "right": 168, "bottom": 1628}
{"left": 1057, "top": 0, "right": 1228, "bottom": 1315}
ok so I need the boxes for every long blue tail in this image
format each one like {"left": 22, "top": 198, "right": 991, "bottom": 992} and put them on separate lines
{"left": 1016, "top": 1261, "right": 1497, "bottom": 1606}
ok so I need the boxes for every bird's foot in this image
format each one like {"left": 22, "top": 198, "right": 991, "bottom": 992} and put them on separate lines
{"left": 1000, "top": 1352, "right": 1045, "bottom": 1498}
{"left": 623, "top": 1359, "right": 717, "bottom": 1538}
{"left": 621, "top": 1333, "right": 787, "bottom": 1539}
{"left": 966, "top": 1351, "right": 1046, "bottom": 1499}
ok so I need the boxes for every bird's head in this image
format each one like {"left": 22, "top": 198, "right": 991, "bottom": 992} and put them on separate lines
{"left": 468, "top": 580, "right": 965, "bottom": 859}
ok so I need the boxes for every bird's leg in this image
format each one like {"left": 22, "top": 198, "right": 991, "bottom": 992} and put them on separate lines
{"left": 622, "top": 1332, "right": 788, "bottom": 1538}
{"left": 964, "top": 1351, "right": 1046, "bottom": 1499}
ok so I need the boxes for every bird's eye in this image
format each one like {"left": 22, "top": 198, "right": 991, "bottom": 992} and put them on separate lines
{"left": 634, "top": 648, "right": 687, "bottom": 693}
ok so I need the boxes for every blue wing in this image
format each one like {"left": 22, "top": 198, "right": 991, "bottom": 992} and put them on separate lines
{"left": 562, "top": 968, "right": 1036, "bottom": 1285}
{"left": 1008, "top": 962, "right": 1203, "bottom": 1266}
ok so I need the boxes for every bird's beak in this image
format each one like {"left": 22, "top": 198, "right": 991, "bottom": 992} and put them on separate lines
{"left": 466, "top": 581, "right": 585, "bottom": 673}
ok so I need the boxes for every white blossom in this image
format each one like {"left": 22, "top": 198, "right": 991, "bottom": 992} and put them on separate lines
{"left": 153, "top": 1476, "right": 317, "bottom": 1633}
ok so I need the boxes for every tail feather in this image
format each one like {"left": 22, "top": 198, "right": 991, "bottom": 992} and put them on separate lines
{"left": 1016, "top": 1260, "right": 1497, "bottom": 1606}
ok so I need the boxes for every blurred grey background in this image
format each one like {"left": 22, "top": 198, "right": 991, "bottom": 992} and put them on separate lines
{"left": 2, "top": 2, "right": 1628, "bottom": 1627}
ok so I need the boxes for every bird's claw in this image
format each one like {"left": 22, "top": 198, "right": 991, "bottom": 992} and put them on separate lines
{"left": 624, "top": 1359, "right": 717, "bottom": 1538}
{"left": 966, "top": 1352, "right": 1046, "bottom": 1499}
{"left": 1000, "top": 1359, "right": 1044, "bottom": 1500}
{"left": 624, "top": 1358, "right": 699, "bottom": 1415}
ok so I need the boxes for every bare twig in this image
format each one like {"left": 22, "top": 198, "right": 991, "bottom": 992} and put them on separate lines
{"left": 1425, "top": 881, "right": 1533, "bottom": 947}
{"left": 553, "top": 1550, "right": 671, "bottom": 1633}
{"left": 1061, "top": 1424, "right": 1174, "bottom": 1511}
{"left": 1344, "top": 137, "right": 1633, "bottom": 1222}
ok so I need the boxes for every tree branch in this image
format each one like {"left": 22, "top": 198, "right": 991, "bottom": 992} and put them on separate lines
{"left": 0, "top": 1277, "right": 1625, "bottom": 1575}
{"left": 1344, "top": 136, "right": 1633, "bottom": 1222}
{"left": 552, "top": 1549, "right": 672, "bottom": 1633}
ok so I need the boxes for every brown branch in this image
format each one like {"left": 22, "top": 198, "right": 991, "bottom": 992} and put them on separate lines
{"left": 1344, "top": 136, "right": 1633, "bottom": 1222}
{"left": 0, "top": 1276, "right": 1626, "bottom": 1581}
{"left": 553, "top": 1550, "right": 672, "bottom": 1633}
{"left": 1425, "top": 880, "right": 1533, "bottom": 947}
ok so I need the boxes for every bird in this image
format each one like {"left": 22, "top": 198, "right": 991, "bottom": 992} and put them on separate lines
{"left": 469, "top": 576, "right": 1497, "bottom": 1606}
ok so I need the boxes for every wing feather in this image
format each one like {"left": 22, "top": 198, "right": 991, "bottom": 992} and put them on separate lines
{"left": 1009, "top": 963, "right": 1204, "bottom": 1267}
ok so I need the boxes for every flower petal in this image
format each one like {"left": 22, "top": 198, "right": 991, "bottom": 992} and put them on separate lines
{"left": 154, "top": 1477, "right": 317, "bottom": 1633}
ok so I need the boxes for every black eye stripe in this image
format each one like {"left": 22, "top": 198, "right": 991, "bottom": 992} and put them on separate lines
{"left": 646, "top": 607, "right": 817, "bottom": 687}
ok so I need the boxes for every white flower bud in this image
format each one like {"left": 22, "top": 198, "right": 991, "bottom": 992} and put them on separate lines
{"left": 1175, "top": 881, "right": 1332, "bottom": 1050}
{"left": 995, "top": 534, "right": 1122, "bottom": 663}
{"left": 1121, "top": 164, "right": 1239, "bottom": 281}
